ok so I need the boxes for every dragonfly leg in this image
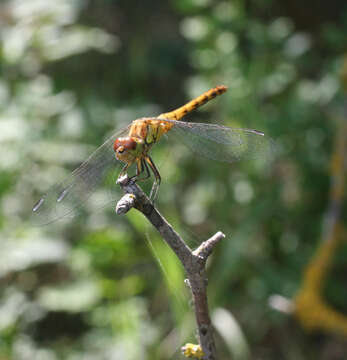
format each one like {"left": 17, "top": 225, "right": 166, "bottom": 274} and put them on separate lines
{"left": 118, "top": 162, "right": 141, "bottom": 185}
{"left": 118, "top": 163, "right": 130, "bottom": 180}
{"left": 145, "top": 156, "right": 161, "bottom": 201}
{"left": 126, "top": 160, "right": 143, "bottom": 183}
{"left": 135, "top": 159, "right": 151, "bottom": 182}
{"left": 128, "top": 158, "right": 151, "bottom": 183}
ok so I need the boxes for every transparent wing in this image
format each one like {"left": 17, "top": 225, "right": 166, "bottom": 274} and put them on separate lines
{"left": 31, "top": 127, "right": 129, "bottom": 225}
{"left": 163, "top": 119, "right": 275, "bottom": 163}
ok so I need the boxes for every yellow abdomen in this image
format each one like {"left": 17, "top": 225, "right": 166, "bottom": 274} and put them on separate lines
{"left": 159, "top": 85, "right": 227, "bottom": 121}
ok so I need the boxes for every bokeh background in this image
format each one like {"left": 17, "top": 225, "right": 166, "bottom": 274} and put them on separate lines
{"left": 1, "top": 0, "right": 347, "bottom": 359}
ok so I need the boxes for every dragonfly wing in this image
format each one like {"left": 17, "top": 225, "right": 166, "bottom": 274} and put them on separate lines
{"left": 31, "top": 127, "right": 129, "bottom": 225}
{"left": 166, "top": 120, "right": 275, "bottom": 163}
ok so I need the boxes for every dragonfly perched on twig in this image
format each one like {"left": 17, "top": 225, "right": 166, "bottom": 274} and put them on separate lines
{"left": 32, "top": 85, "right": 274, "bottom": 225}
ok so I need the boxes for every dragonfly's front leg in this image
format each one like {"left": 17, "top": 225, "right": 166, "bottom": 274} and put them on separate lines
{"left": 145, "top": 156, "right": 161, "bottom": 201}
{"left": 117, "top": 162, "right": 141, "bottom": 187}
{"left": 117, "top": 163, "right": 130, "bottom": 181}
{"left": 117, "top": 157, "right": 159, "bottom": 201}
{"left": 119, "top": 158, "right": 150, "bottom": 184}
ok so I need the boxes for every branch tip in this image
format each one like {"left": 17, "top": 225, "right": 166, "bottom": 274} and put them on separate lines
{"left": 193, "top": 231, "right": 225, "bottom": 261}
{"left": 115, "top": 193, "right": 136, "bottom": 214}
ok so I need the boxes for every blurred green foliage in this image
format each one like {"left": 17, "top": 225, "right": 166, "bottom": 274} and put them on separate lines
{"left": 1, "top": 0, "right": 347, "bottom": 359}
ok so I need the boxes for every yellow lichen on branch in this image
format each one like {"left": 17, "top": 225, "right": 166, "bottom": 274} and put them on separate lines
{"left": 181, "top": 343, "right": 205, "bottom": 359}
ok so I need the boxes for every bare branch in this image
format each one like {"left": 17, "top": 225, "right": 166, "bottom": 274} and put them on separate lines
{"left": 116, "top": 175, "right": 224, "bottom": 360}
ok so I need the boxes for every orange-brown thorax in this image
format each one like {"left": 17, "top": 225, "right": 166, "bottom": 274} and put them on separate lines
{"left": 128, "top": 118, "right": 172, "bottom": 141}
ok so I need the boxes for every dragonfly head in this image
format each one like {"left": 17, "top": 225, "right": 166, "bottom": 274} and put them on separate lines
{"left": 113, "top": 136, "right": 141, "bottom": 163}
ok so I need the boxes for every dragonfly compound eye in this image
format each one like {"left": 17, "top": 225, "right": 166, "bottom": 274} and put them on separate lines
{"left": 113, "top": 137, "right": 138, "bottom": 160}
{"left": 114, "top": 137, "right": 136, "bottom": 152}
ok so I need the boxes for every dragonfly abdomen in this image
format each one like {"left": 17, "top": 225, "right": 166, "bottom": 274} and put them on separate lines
{"left": 159, "top": 85, "right": 227, "bottom": 121}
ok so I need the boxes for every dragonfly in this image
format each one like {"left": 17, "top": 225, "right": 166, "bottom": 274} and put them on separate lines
{"left": 32, "top": 85, "right": 273, "bottom": 225}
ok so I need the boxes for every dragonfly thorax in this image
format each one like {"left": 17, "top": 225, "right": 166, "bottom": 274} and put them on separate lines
{"left": 113, "top": 136, "right": 144, "bottom": 163}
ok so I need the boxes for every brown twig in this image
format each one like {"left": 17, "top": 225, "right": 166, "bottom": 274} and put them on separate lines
{"left": 116, "top": 175, "right": 225, "bottom": 360}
